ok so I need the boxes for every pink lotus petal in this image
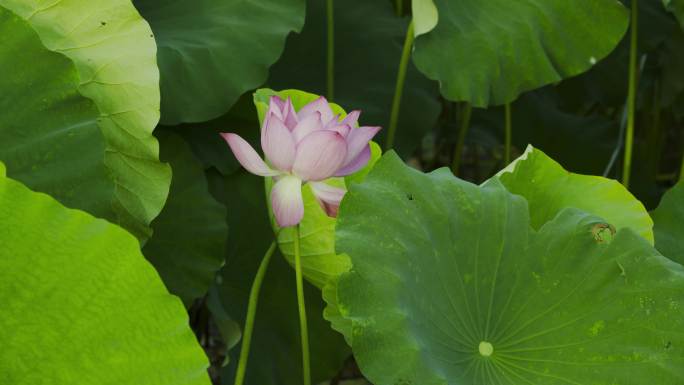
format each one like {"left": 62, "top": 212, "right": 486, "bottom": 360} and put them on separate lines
{"left": 335, "top": 144, "right": 371, "bottom": 176}
{"left": 310, "top": 181, "right": 346, "bottom": 217}
{"left": 260, "top": 111, "right": 279, "bottom": 145}
{"left": 292, "top": 112, "right": 322, "bottom": 143}
{"left": 341, "top": 110, "right": 361, "bottom": 128}
{"left": 343, "top": 126, "right": 381, "bottom": 168}
{"left": 297, "top": 96, "right": 334, "bottom": 125}
{"left": 282, "top": 97, "right": 299, "bottom": 130}
{"left": 271, "top": 176, "right": 304, "bottom": 227}
{"left": 221, "top": 133, "right": 280, "bottom": 177}
{"left": 269, "top": 96, "right": 285, "bottom": 119}
{"left": 324, "top": 114, "right": 341, "bottom": 129}
{"left": 327, "top": 124, "right": 351, "bottom": 137}
{"left": 293, "top": 130, "right": 347, "bottom": 181}
{"left": 262, "top": 116, "right": 296, "bottom": 171}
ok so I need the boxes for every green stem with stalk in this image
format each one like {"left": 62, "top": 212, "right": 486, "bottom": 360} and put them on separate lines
{"left": 326, "top": 0, "right": 335, "bottom": 100}
{"left": 451, "top": 103, "right": 472, "bottom": 175}
{"left": 293, "top": 225, "right": 311, "bottom": 385}
{"left": 385, "top": 21, "right": 415, "bottom": 150}
{"left": 622, "top": 0, "right": 638, "bottom": 188}
{"left": 504, "top": 103, "right": 512, "bottom": 165}
{"left": 233, "top": 241, "right": 277, "bottom": 385}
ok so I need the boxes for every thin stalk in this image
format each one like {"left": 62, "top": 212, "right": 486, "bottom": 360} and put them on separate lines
{"left": 622, "top": 0, "right": 638, "bottom": 188}
{"left": 326, "top": 0, "right": 335, "bottom": 101}
{"left": 451, "top": 103, "right": 473, "bottom": 175}
{"left": 652, "top": 79, "right": 661, "bottom": 140}
{"left": 233, "top": 241, "right": 277, "bottom": 385}
{"left": 294, "top": 225, "right": 311, "bottom": 385}
{"left": 603, "top": 54, "right": 647, "bottom": 178}
{"left": 395, "top": 0, "right": 403, "bottom": 16}
{"left": 504, "top": 103, "right": 512, "bottom": 165}
{"left": 385, "top": 21, "right": 415, "bottom": 150}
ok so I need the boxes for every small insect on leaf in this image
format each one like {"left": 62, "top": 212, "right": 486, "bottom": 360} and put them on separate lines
{"left": 591, "top": 223, "right": 616, "bottom": 244}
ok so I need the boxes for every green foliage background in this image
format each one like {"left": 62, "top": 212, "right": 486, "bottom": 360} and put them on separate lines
{"left": 1, "top": 0, "right": 684, "bottom": 384}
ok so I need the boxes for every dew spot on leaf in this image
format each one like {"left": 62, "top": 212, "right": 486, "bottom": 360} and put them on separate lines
{"left": 589, "top": 320, "right": 605, "bottom": 336}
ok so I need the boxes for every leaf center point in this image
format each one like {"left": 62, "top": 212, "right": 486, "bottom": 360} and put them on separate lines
{"left": 478, "top": 341, "right": 494, "bottom": 357}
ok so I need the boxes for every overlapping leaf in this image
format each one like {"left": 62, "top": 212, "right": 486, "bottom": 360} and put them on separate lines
{"left": 0, "top": 7, "right": 113, "bottom": 220}
{"left": 335, "top": 152, "right": 684, "bottom": 385}
{"left": 413, "top": 0, "right": 630, "bottom": 106}
{"left": 134, "top": 0, "right": 305, "bottom": 124}
{"left": 143, "top": 132, "right": 228, "bottom": 305}
{"left": 0, "top": 0, "right": 171, "bottom": 241}
{"left": 497, "top": 146, "right": 654, "bottom": 243}
{"left": 652, "top": 179, "right": 684, "bottom": 264}
{"left": 0, "top": 163, "right": 210, "bottom": 385}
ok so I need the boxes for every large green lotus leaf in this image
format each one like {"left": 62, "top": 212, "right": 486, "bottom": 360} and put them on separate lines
{"left": 268, "top": 0, "right": 440, "bottom": 156}
{"left": 0, "top": 164, "right": 210, "bottom": 384}
{"left": 664, "top": 0, "right": 684, "bottom": 27}
{"left": 0, "top": 0, "right": 171, "bottom": 241}
{"left": 205, "top": 168, "right": 349, "bottom": 385}
{"left": 143, "top": 132, "right": 228, "bottom": 306}
{"left": 133, "top": 0, "right": 305, "bottom": 124}
{"left": 413, "top": 0, "right": 629, "bottom": 107}
{"left": 253, "top": 89, "right": 381, "bottom": 288}
{"left": 335, "top": 152, "right": 684, "bottom": 385}
{"left": 497, "top": 146, "right": 654, "bottom": 244}
{"left": 0, "top": 7, "right": 115, "bottom": 220}
{"left": 652, "top": 179, "right": 684, "bottom": 264}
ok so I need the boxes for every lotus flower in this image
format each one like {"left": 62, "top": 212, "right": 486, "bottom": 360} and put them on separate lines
{"left": 221, "top": 96, "right": 381, "bottom": 227}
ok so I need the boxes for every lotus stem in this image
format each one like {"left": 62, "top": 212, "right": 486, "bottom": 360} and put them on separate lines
{"left": 326, "top": 0, "right": 335, "bottom": 101}
{"left": 622, "top": 0, "right": 638, "bottom": 188}
{"left": 385, "top": 21, "right": 415, "bottom": 150}
{"left": 451, "top": 103, "right": 473, "bottom": 175}
{"left": 504, "top": 103, "right": 512, "bottom": 165}
{"left": 603, "top": 54, "right": 646, "bottom": 178}
{"left": 395, "top": 0, "right": 403, "bottom": 16}
{"left": 233, "top": 241, "right": 277, "bottom": 385}
{"left": 294, "top": 225, "right": 311, "bottom": 385}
